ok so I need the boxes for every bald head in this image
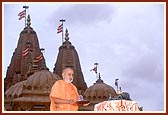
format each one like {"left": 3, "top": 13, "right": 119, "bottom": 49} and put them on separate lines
{"left": 62, "top": 67, "right": 73, "bottom": 74}
{"left": 62, "top": 67, "right": 74, "bottom": 83}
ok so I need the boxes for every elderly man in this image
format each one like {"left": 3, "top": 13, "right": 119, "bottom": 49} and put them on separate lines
{"left": 49, "top": 67, "right": 79, "bottom": 111}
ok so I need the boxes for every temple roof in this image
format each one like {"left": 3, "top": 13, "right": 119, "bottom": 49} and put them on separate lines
{"left": 23, "top": 68, "right": 61, "bottom": 95}
{"left": 4, "top": 15, "right": 45, "bottom": 91}
{"left": 5, "top": 68, "right": 61, "bottom": 99}
{"left": 5, "top": 80, "right": 26, "bottom": 98}
{"left": 53, "top": 29, "right": 87, "bottom": 94}
{"left": 84, "top": 75, "right": 117, "bottom": 100}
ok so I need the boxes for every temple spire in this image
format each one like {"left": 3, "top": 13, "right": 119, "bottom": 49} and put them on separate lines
{"left": 4, "top": 13, "right": 44, "bottom": 90}
{"left": 65, "top": 29, "right": 69, "bottom": 41}
{"left": 27, "top": 14, "right": 31, "bottom": 28}
{"left": 53, "top": 28, "right": 87, "bottom": 94}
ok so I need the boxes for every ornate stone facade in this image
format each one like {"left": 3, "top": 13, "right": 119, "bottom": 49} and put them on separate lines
{"left": 4, "top": 16, "right": 118, "bottom": 111}
{"left": 53, "top": 29, "right": 87, "bottom": 95}
{"left": 5, "top": 68, "right": 61, "bottom": 111}
{"left": 4, "top": 15, "right": 44, "bottom": 91}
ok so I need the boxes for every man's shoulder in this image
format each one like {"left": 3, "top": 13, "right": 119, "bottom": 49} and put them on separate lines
{"left": 56, "top": 80, "right": 63, "bottom": 83}
{"left": 52, "top": 80, "right": 64, "bottom": 88}
{"left": 70, "top": 83, "right": 77, "bottom": 89}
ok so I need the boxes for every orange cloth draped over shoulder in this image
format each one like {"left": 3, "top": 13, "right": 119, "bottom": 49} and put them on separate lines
{"left": 50, "top": 80, "right": 79, "bottom": 111}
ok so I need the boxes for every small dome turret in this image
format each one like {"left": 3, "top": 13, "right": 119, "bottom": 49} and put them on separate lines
{"left": 84, "top": 76, "right": 117, "bottom": 103}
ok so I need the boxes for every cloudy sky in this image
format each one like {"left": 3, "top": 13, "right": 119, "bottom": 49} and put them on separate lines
{"left": 3, "top": 2, "right": 165, "bottom": 111}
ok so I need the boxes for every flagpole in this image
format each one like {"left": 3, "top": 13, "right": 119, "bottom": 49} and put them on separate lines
{"left": 115, "top": 79, "right": 119, "bottom": 94}
{"left": 23, "top": 5, "right": 29, "bottom": 27}
{"left": 94, "top": 63, "right": 98, "bottom": 79}
{"left": 59, "top": 19, "right": 66, "bottom": 44}
{"left": 25, "top": 8, "right": 26, "bottom": 27}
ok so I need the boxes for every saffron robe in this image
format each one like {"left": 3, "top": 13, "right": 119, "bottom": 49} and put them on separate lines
{"left": 50, "top": 80, "right": 79, "bottom": 111}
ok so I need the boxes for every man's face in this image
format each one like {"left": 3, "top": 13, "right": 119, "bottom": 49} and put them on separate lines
{"left": 62, "top": 68, "right": 74, "bottom": 83}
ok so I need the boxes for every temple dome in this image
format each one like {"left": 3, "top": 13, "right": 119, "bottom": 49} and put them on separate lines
{"left": 10, "top": 68, "right": 61, "bottom": 110}
{"left": 5, "top": 80, "right": 26, "bottom": 98}
{"left": 22, "top": 68, "right": 61, "bottom": 95}
{"left": 84, "top": 77, "right": 117, "bottom": 102}
{"left": 5, "top": 68, "right": 61, "bottom": 98}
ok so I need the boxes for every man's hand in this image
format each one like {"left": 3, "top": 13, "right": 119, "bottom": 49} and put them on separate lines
{"left": 53, "top": 97, "right": 77, "bottom": 105}
{"left": 83, "top": 103, "right": 90, "bottom": 106}
{"left": 77, "top": 102, "right": 90, "bottom": 106}
{"left": 69, "top": 99, "right": 76, "bottom": 105}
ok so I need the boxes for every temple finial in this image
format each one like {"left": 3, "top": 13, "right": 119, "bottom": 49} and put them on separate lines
{"left": 96, "top": 72, "right": 103, "bottom": 83}
{"left": 65, "top": 29, "right": 69, "bottom": 41}
{"left": 98, "top": 73, "right": 101, "bottom": 79}
{"left": 27, "top": 14, "right": 31, "bottom": 27}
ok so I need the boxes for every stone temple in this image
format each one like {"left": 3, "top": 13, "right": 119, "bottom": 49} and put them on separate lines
{"left": 4, "top": 15, "right": 136, "bottom": 111}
